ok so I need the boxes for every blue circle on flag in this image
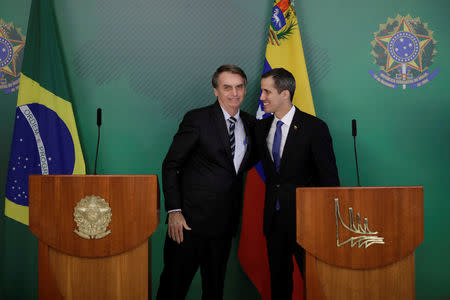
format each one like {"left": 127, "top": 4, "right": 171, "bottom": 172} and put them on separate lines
{"left": 5, "top": 103, "right": 75, "bottom": 206}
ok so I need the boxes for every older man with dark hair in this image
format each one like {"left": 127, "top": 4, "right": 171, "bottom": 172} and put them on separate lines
{"left": 157, "top": 65, "right": 256, "bottom": 300}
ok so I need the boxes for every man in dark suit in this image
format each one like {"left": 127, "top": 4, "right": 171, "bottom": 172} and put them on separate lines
{"left": 157, "top": 65, "right": 255, "bottom": 300}
{"left": 256, "top": 68, "right": 340, "bottom": 299}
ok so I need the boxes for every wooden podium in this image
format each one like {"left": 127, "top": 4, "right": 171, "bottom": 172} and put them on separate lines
{"left": 296, "top": 186, "right": 423, "bottom": 299}
{"left": 29, "top": 175, "right": 160, "bottom": 300}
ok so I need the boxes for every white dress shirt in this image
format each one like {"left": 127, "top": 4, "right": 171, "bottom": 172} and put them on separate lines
{"left": 266, "top": 105, "right": 296, "bottom": 162}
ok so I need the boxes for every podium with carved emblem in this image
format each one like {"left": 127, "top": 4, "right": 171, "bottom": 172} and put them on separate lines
{"left": 29, "top": 175, "right": 160, "bottom": 300}
{"left": 296, "top": 186, "right": 423, "bottom": 299}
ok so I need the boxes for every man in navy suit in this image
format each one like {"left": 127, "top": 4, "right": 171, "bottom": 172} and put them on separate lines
{"left": 256, "top": 68, "right": 340, "bottom": 299}
{"left": 157, "top": 65, "right": 255, "bottom": 300}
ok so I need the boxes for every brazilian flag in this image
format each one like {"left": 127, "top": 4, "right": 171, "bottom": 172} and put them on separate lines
{"left": 4, "top": 0, "right": 85, "bottom": 225}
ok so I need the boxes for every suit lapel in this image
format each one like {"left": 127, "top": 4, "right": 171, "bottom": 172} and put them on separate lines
{"left": 237, "top": 113, "right": 253, "bottom": 174}
{"left": 279, "top": 108, "right": 303, "bottom": 173}
{"left": 262, "top": 115, "right": 278, "bottom": 174}
{"left": 238, "top": 115, "right": 249, "bottom": 174}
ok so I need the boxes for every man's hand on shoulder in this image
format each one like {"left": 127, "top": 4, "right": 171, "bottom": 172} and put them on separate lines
{"left": 168, "top": 211, "right": 192, "bottom": 244}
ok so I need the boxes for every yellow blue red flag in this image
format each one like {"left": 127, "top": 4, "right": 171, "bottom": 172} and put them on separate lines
{"left": 4, "top": 0, "right": 85, "bottom": 225}
{"left": 238, "top": 0, "right": 313, "bottom": 299}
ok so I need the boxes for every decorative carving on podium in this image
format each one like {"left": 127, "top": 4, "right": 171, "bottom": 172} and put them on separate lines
{"left": 74, "top": 195, "right": 112, "bottom": 239}
{"left": 334, "top": 198, "right": 384, "bottom": 248}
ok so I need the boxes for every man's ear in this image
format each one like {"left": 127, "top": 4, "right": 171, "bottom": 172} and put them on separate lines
{"left": 281, "top": 90, "right": 290, "bottom": 101}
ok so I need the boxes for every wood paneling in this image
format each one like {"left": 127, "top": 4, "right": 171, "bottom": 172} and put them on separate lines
{"left": 38, "top": 242, "right": 63, "bottom": 300}
{"left": 29, "top": 175, "right": 159, "bottom": 258}
{"left": 29, "top": 175, "right": 159, "bottom": 299}
{"left": 297, "top": 186, "right": 423, "bottom": 299}
{"left": 48, "top": 241, "right": 148, "bottom": 300}
{"left": 297, "top": 186, "right": 423, "bottom": 269}
{"left": 306, "top": 253, "right": 414, "bottom": 300}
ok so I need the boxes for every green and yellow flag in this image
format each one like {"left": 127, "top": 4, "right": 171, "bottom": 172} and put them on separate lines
{"left": 4, "top": 0, "right": 85, "bottom": 225}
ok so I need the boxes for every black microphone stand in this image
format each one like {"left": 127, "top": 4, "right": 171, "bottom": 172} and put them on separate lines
{"left": 94, "top": 108, "right": 101, "bottom": 175}
{"left": 352, "top": 119, "right": 361, "bottom": 187}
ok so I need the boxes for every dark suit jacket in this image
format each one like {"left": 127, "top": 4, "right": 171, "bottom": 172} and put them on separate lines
{"left": 162, "top": 101, "right": 256, "bottom": 237}
{"left": 255, "top": 107, "right": 340, "bottom": 239}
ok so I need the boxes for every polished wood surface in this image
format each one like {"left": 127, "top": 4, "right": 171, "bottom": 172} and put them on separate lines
{"left": 38, "top": 241, "right": 63, "bottom": 300}
{"left": 29, "top": 175, "right": 159, "bottom": 258}
{"left": 29, "top": 175, "right": 159, "bottom": 299}
{"left": 297, "top": 186, "right": 423, "bottom": 269}
{"left": 297, "top": 186, "right": 423, "bottom": 300}
{"left": 48, "top": 241, "right": 149, "bottom": 300}
{"left": 304, "top": 252, "right": 325, "bottom": 300}
{"left": 305, "top": 253, "right": 415, "bottom": 300}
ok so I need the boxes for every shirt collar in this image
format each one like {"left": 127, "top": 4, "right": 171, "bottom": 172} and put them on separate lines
{"left": 274, "top": 104, "right": 295, "bottom": 128}
{"left": 219, "top": 104, "right": 240, "bottom": 122}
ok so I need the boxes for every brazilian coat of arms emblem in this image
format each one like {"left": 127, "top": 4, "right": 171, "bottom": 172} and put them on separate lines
{"left": 0, "top": 19, "right": 25, "bottom": 94}
{"left": 74, "top": 195, "right": 112, "bottom": 239}
{"left": 369, "top": 14, "right": 438, "bottom": 89}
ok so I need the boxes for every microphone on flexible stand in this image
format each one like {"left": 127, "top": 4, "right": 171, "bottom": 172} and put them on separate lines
{"left": 352, "top": 119, "right": 361, "bottom": 187}
{"left": 94, "top": 108, "right": 102, "bottom": 175}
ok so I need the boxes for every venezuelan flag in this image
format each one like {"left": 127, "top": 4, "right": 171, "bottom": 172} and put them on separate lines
{"left": 4, "top": 0, "right": 85, "bottom": 225}
{"left": 238, "top": 1, "right": 313, "bottom": 299}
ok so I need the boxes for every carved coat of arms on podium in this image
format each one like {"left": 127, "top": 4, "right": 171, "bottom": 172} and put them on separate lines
{"left": 74, "top": 195, "right": 112, "bottom": 239}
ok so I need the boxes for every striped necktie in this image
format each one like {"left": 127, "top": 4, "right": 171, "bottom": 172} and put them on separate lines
{"left": 228, "top": 117, "right": 236, "bottom": 158}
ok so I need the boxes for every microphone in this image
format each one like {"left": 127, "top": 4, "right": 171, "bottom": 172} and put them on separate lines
{"left": 97, "top": 108, "right": 102, "bottom": 126}
{"left": 352, "top": 119, "right": 361, "bottom": 187}
{"left": 94, "top": 108, "right": 102, "bottom": 175}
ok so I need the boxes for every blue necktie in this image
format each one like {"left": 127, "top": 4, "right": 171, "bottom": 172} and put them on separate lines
{"left": 272, "top": 120, "right": 283, "bottom": 173}
{"left": 272, "top": 120, "right": 283, "bottom": 211}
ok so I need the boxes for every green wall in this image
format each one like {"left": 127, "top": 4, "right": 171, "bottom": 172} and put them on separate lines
{"left": 1, "top": 0, "right": 449, "bottom": 299}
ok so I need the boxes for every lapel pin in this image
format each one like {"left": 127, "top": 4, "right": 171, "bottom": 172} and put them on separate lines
{"left": 293, "top": 125, "right": 298, "bottom": 131}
